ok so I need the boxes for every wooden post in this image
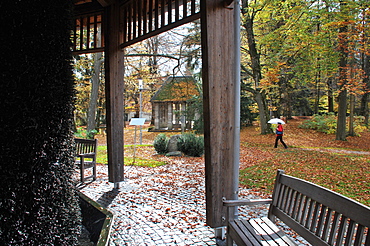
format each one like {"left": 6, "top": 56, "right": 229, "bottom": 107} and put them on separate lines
{"left": 201, "top": 0, "right": 239, "bottom": 228}
{"left": 167, "top": 103, "right": 173, "bottom": 130}
{"left": 105, "top": 0, "right": 125, "bottom": 184}
{"left": 181, "top": 102, "right": 186, "bottom": 131}
{"left": 154, "top": 103, "right": 160, "bottom": 130}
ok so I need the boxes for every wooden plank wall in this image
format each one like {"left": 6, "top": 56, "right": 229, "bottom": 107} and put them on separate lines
{"left": 201, "top": 0, "right": 239, "bottom": 228}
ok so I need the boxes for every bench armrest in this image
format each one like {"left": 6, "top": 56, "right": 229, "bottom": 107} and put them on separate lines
{"left": 223, "top": 198, "right": 272, "bottom": 207}
{"left": 223, "top": 199, "right": 272, "bottom": 224}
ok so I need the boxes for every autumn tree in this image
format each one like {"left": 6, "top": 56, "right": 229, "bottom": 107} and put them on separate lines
{"left": 336, "top": 5, "right": 349, "bottom": 141}
{"left": 361, "top": 54, "right": 370, "bottom": 125}
{"left": 87, "top": 52, "right": 104, "bottom": 133}
{"left": 359, "top": 4, "right": 370, "bottom": 125}
{"left": 74, "top": 53, "right": 106, "bottom": 135}
{"left": 123, "top": 36, "right": 169, "bottom": 119}
{"left": 244, "top": 0, "right": 369, "bottom": 138}
{"left": 333, "top": 0, "right": 370, "bottom": 139}
{"left": 241, "top": 0, "right": 272, "bottom": 134}
{"left": 123, "top": 24, "right": 203, "bottom": 123}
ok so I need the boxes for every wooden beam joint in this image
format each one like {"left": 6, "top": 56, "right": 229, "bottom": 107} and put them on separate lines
{"left": 224, "top": 0, "right": 234, "bottom": 9}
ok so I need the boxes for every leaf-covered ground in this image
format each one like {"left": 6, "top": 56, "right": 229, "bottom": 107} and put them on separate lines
{"left": 95, "top": 117, "right": 370, "bottom": 206}
{"left": 239, "top": 117, "right": 370, "bottom": 206}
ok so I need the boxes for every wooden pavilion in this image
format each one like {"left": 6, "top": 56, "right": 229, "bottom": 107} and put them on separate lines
{"left": 73, "top": 0, "right": 241, "bottom": 229}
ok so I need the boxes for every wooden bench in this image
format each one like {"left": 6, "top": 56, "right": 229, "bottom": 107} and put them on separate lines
{"left": 75, "top": 138, "right": 97, "bottom": 183}
{"left": 223, "top": 170, "right": 370, "bottom": 246}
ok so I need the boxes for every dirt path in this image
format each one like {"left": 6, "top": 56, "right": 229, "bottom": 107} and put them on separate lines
{"left": 300, "top": 148, "right": 370, "bottom": 155}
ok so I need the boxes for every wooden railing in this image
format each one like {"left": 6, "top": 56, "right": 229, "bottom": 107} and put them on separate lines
{"left": 72, "top": 12, "right": 104, "bottom": 54}
{"left": 120, "top": 0, "right": 200, "bottom": 48}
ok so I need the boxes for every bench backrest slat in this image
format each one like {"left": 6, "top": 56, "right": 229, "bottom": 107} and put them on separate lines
{"left": 75, "top": 138, "right": 97, "bottom": 155}
{"left": 315, "top": 204, "right": 326, "bottom": 237}
{"left": 344, "top": 220, "right": 356, "bottom": 245}
{"left": 269, "top": 170, "right": 370, "bottom": 246}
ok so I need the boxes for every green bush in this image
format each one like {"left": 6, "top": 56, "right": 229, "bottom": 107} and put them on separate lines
{"left": 299, "top": 113, "right": 368, "bottom": 135}
{"left": 153, "top": 133, "right": 169, "bottom": 154}
{"left": 177, "top": 133, "right": 204, "bottom": 157}
{"left": 74, "top": 127, "right": 98, "bottom": 139}
{"left": 299, "top": 113, "right": 337, "bottom": 134}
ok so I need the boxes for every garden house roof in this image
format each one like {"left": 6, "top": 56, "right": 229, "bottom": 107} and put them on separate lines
{"left": 151, "top": 76, "right": 200, "bottom": 102}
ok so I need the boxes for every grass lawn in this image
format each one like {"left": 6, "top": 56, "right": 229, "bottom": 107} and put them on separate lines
{"left": 96, "top": 145, "right": 167, "bottom": 168}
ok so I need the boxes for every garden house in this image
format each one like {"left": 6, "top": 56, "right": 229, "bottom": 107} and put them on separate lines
{"left": 150, "top": 76, "right": 200, "bottom": 131}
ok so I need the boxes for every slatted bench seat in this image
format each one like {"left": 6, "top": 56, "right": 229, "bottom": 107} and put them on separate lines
{"left": 223, "top": 170, "right": 370, "bottom": 246}
{"left": 75, "top": 138, "right": 97, "bottom": 183}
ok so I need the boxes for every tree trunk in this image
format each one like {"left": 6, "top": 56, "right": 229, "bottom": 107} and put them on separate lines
{"left": 335, "top": 8, "right": 348, "bottom": 141}
{"left": 360, "top": 9, "right": 370, "bottom": 125}
{"left": 360, "top": 54, "right": 370, "bottom": 125}
{"left": 348, "top": 93, "right": 355, "bottom": 136}
{"left": 87, "top": 52, "right": 103, "bottom": 134}
{"left": 327, "top": 77, "right": 334, "bottom": 113}
{"left": 254, "top": 90, "right": 270, "bottom": 134}
{"left": 336, "top": 89, "right": 347, "bottom": 140}
{"left": 361, "top": 93, "right": 369, "bottom": 125}
{"left": 241, "top": 0, "right": 271, "bottom": 134}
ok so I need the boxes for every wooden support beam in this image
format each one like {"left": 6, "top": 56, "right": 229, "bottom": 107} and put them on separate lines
{"left": 201, "top": 0, "right": 239, "bottom": 228}
{"left": 105, "top": 0, "right": 125, "bottom": 184}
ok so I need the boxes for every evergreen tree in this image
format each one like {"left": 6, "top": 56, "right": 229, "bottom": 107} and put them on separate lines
{"left": 0, "top": 0, "right": 80, "bottom": 244}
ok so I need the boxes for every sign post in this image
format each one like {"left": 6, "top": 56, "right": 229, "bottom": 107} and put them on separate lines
{"left": 129, "top": 118, "right": 146, "bottom": 164}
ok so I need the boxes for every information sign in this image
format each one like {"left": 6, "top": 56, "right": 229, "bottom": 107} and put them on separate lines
{"left": 129, "top": 118, "right": 146, "bottom": 126}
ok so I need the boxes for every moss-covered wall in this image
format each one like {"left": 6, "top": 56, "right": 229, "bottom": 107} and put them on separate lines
{"left": 0, "top": 1, "right": 81, "bottom": 245}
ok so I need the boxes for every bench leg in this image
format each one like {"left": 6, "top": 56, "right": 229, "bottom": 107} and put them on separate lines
{"left": 226, "top": 225, "right": 233, "bottom": 246}
{"left": 80, "top": 157, "right": 85, "bottom": 183}
{"left": 92, "top": 161, "right": 96, "bottom": 181}
{"left": 226, "top": 237, "right": 233, "bottom": 246}
{"left": 215, "top": 227, "right": 226, "bottom": 240}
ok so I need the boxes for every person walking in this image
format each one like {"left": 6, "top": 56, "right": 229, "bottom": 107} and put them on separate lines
{"left": 275, "top": 122, "right": 288, "bottom": 148}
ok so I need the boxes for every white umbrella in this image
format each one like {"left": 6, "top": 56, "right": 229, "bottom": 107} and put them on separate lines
{"left": 268, "top": 118, "right": 286, "bottom": 124}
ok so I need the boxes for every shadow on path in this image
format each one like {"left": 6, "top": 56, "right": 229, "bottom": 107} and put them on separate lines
{"left": 96, "top": 188, "right": 120, "bottom": 207}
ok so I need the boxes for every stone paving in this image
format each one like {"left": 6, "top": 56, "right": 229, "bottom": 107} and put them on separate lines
{"left": 76, "top": 159, "right": 308, "bottom": 245}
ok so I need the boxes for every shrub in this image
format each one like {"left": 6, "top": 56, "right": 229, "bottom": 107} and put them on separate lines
{"left": 177, "top": 133, "right": 204, "bottom": 157}
{"left": 86, "top": 129, "right": 98, "bottom": 139}
{"left": 153, "top": 133, "right": 169, "bottom": 154}
{"left": 352, "top": 116, "right": 368, "bottom": 136}
{"left": 299, "top": 113, "right": 337, "bottom": 134}
{"left": 74, "top": 127, "right": 97, "bottom": 139}
{"left": 299, "top": 114, "right": 368, "bottom": 135}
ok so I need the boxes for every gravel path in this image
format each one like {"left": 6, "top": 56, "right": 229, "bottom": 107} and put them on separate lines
{"left": 76, "top": 160, "right": 309, "bottom": 245}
